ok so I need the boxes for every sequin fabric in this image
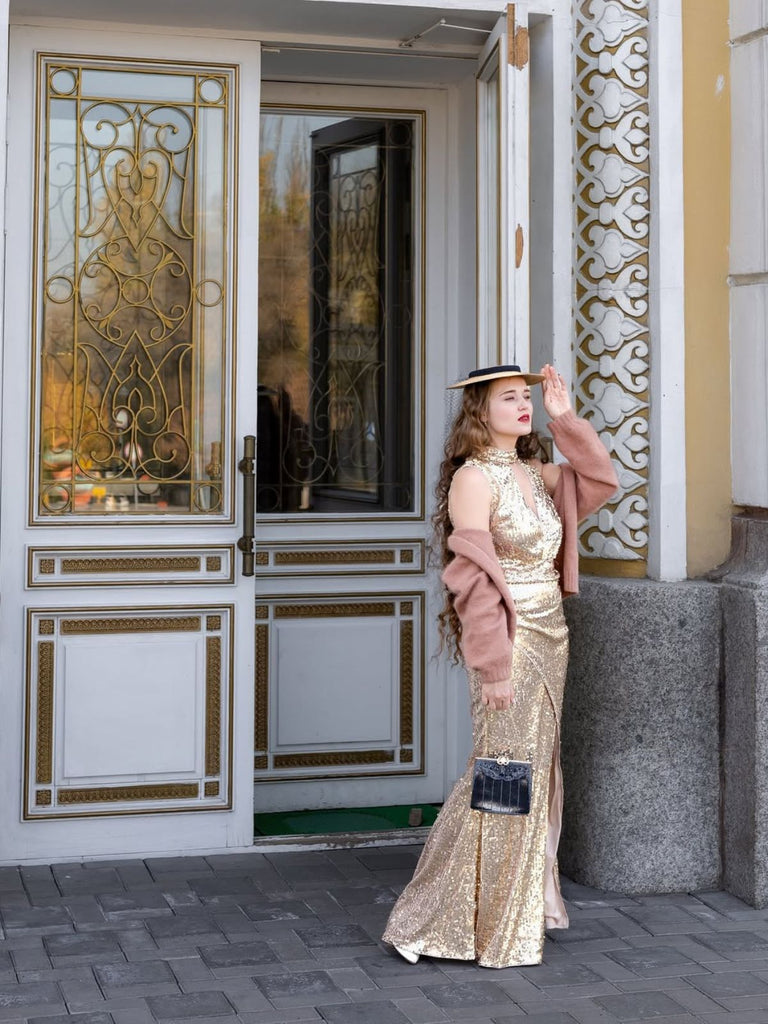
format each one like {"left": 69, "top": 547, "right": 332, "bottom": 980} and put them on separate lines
{"left": 382, "top": 450, "right": 569, "bottom": 968}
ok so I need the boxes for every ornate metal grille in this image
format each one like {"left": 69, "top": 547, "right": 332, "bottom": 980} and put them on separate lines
{"left": 36, "top": 61, "right": 232, "bottom": 517}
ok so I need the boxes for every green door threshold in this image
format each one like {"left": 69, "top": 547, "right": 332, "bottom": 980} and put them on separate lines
{"left": 254, "top": 803, "right": 440, "bottom": 838}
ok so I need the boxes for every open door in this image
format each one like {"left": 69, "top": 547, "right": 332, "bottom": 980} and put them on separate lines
{"left": 476, "top": 2, "right": 530, "bottom": 367}
{"left": 0, "top": 26, "right": 260, "bottom": 861}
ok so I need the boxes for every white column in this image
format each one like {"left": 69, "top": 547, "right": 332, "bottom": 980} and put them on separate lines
{"left": 647, "top": 0, "right": 687, "bottom": 580}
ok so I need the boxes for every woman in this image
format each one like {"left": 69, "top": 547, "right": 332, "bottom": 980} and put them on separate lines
{"left": 382, "top": 363, "right": 618, "bottom": 969}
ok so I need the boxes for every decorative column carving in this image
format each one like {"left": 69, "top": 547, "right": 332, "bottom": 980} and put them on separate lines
{"left": 574, "top": 0, "right": 650, "bottom": 565}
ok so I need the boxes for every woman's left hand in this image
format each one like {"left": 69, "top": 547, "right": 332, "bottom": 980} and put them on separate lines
{"left": 541, "top": 363, "right": 571, "bottom": 420}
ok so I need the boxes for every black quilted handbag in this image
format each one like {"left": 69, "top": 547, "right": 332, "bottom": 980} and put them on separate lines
{"left": 470, "top": 755, "right": 532, "bottom": 815}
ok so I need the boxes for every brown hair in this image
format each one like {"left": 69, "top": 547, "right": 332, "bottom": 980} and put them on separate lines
{"left": 433, "top": 380, "right": 549, "bottom": 661}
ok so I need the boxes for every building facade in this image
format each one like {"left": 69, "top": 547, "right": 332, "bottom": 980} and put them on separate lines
{"left": 0, "top": 0, "right": 756, "bottom": 900}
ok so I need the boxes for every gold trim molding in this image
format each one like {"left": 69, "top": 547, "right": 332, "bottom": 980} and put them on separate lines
{"left": 274, "top": 750, "right": 395, "bottom": 769}
{"left": 58, "top": 784, "right": 200, "bottom": 804}
{"left": 275, "top": 550, "right": 395, "bottom": 565}
{"left": 255, "top": 624, "right": 269, "bottom": 753}
{"left": 205, "top": 637, "right": 222, "bottom": 776}
{"left": 36, "top": 642, "right": 54, "bottom": 785}
{"left": 61, "top": 616, "right": 201, "bottom": 635}
{"left": 62, "top": 557, "right": 201, "bottom": 574}
{"left": 274, "top": 602, "right": 395, "bottom": 619}
{"left": 400, "top": 621, "right": 414, "bottom": 746}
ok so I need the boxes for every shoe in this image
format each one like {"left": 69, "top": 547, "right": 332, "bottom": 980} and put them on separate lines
{"left": 394, "top": 945, "right": 420, "bottom": 964}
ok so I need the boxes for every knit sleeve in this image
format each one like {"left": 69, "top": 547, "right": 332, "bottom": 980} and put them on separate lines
{"left": 442, "top": 529, "right": 515, "bottom": 685}
{"left": 548, "top": 410, "right": 618, "bottom": 521}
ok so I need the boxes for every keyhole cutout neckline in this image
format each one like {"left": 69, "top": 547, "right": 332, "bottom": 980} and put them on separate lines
{"left": 486, "top": 447, "right": 541, "bottom": 522}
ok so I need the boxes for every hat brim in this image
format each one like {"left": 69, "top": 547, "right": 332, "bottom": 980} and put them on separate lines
{"left": 447, "top": 369, "right": 545, "bottom": 389}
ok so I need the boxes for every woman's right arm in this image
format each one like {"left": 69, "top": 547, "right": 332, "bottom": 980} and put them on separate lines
{"left": 449, "top": 465, "right": 492, "bottom": 530}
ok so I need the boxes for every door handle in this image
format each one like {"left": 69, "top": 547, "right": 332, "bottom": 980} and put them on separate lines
{"left": 237, "top": 435, "right": 256, "bottom": 577}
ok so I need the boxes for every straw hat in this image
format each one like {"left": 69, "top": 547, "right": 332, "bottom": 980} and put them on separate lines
{"left": 446, "top": 364, "right": 545, "bottom": 388}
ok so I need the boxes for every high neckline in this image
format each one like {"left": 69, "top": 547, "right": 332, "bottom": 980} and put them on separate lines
{"left": 480, "top": 446, "right": 520, "bottom": 464}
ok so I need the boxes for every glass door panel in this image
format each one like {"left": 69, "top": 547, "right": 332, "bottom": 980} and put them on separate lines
{"left": 37, "top": 59, "right": 234, "bottom": 519}
{"left": 258, "top": 111, "right": 414, "bottom": 515}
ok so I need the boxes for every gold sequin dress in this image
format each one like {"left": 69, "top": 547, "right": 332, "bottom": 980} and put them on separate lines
{"left": 382, "top": 448, "right": 570, "bottom": 968}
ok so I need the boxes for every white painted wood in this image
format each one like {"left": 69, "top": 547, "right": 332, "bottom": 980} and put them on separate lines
{"left": 731, "top": 0, "right": 768, "bottom": 39}
{"left": 507, "top": 1, "right": 530, "bottom": 368}
{"left": 731, "top": 284, "right": 768, "bottom": 506}
{"left": 647, "top": 0, "right": 687, "bottom": 580}
{"left": 273, "top": 620, "right": 397, "bottom": 748}
{"left": 10, "top": 0, "right": 499, "bottom": 55}
{"left": 476, "top": 15, "right": 507, "bottom": 365}
{"left": 475, "top": 5, "right": 530, "bottom": 368}
{"left": 60, "top": 638, "right": 200, "bottom": 779}
{"left": 730, "top": 34, "right": 768, "bottom": 275}
{"left": 730, "top": 11, "right": 768, "bottom": 508}
{"left": 550, "top": 3, "right": 576, "bottom": 385}
{"left": 0, "top": 26, "right": 259, "bottom": 861}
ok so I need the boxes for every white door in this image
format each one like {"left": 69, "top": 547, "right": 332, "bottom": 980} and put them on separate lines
{"left": 0, "top": 26, "right": 260, "bottom": 861}
{"left": 250, "top": 81, "right": 452, "bottom": 815}
{"left": 476, "top": 3, "right": 531, "bottom": 368}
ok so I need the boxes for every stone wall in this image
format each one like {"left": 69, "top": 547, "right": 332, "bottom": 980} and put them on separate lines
{"left": 559, "top": 576, "right": 721, "bottom": 894}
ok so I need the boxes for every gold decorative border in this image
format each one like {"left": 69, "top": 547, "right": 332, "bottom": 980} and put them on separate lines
{"left": 24, "top": 605, "right": 234, "bottom": 819}
{"left": 60, "top": 616, "right": 201, "bottom": 635}
{"left": 274, "top": 602, "right": 395, "bottom": 619}
{"left": 27, "top": 546, "right": 235, "bottom": 587}
{"left": 255, "top": 624, "right": 269, "bottom": 753}
{"left": 59, "top": 784, "right": 200, "bottom": 804}
{"left": 205, "top": 637, "right": 222, "bottom": 775}
{"left": 63, "top": 557, "right": 201, "bottom": 573}
{"left": 274, "top": 750, "right": 395, "bottom": 769}
{"left": 400, "top": 621, "right": 414, "bottom": 746}
{"left": 253, "top": 540, "right": 425, "bottom": 577}
{"left": 276, "top": 550, "right": 395, "bottom": 565}
{"left": 258, "top": 102, "right": 427, "bottom": 524}
{"left": 253, "top": 593, "right": 424, "bottom": 780}
{"left": 36, "top": 642, "right": 54, "bottom": 785}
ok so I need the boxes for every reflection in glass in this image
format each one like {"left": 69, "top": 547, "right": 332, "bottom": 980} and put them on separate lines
{"left": 258, "top": 112, "right": 414, "bottom": 514}
{"left": 37, "top": 60, "right": 231, "bottom": 516}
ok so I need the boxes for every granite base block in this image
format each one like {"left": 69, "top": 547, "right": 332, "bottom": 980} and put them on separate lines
{"left": 717, "top": 513, "right": 768, "bottom": 908}
{"left": 559, "top": 576, "right": 721, "bottom": 895}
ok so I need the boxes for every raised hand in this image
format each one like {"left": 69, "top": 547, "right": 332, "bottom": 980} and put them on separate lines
{"left": 540, "top": 363, "right": 571, "bottom": 420}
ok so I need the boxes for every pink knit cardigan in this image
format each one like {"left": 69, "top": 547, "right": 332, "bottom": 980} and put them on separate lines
{"left": 441, "top": 410, "right": 618, "bottom": 685}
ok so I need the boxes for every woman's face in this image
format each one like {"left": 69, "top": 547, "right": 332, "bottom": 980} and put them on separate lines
{"left": 483, "top": 376, "right": 533, "bottom": 447}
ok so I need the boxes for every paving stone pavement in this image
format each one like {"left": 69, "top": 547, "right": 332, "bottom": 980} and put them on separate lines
{"left": 2, "top": 846, "right": 768, "bottom": 1024}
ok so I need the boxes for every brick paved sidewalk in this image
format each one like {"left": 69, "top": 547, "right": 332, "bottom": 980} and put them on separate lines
{"left": 1, "top": 846, "right": 768, "bottom": 1024}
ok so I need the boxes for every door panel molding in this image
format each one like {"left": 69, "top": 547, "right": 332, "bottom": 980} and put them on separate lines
{"left": 253, "top": 539, "right": 424, "bottom": 577}
{"left": 24, "top": 605, "right": 233, "bottom": 819}
{"left": 253, "top": 591, "right": 425, "bottom": 782}
{"left": 27, "top": 545, "right": 235, "bottom": 586}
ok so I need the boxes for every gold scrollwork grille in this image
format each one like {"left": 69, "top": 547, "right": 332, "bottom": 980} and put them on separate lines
{"left": 35, "top": 59, "right": 234, "bottom": 518}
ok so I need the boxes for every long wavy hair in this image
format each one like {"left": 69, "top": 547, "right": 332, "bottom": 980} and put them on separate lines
{"left": 433, "top": 380, "right": 549, "bottom": 662}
